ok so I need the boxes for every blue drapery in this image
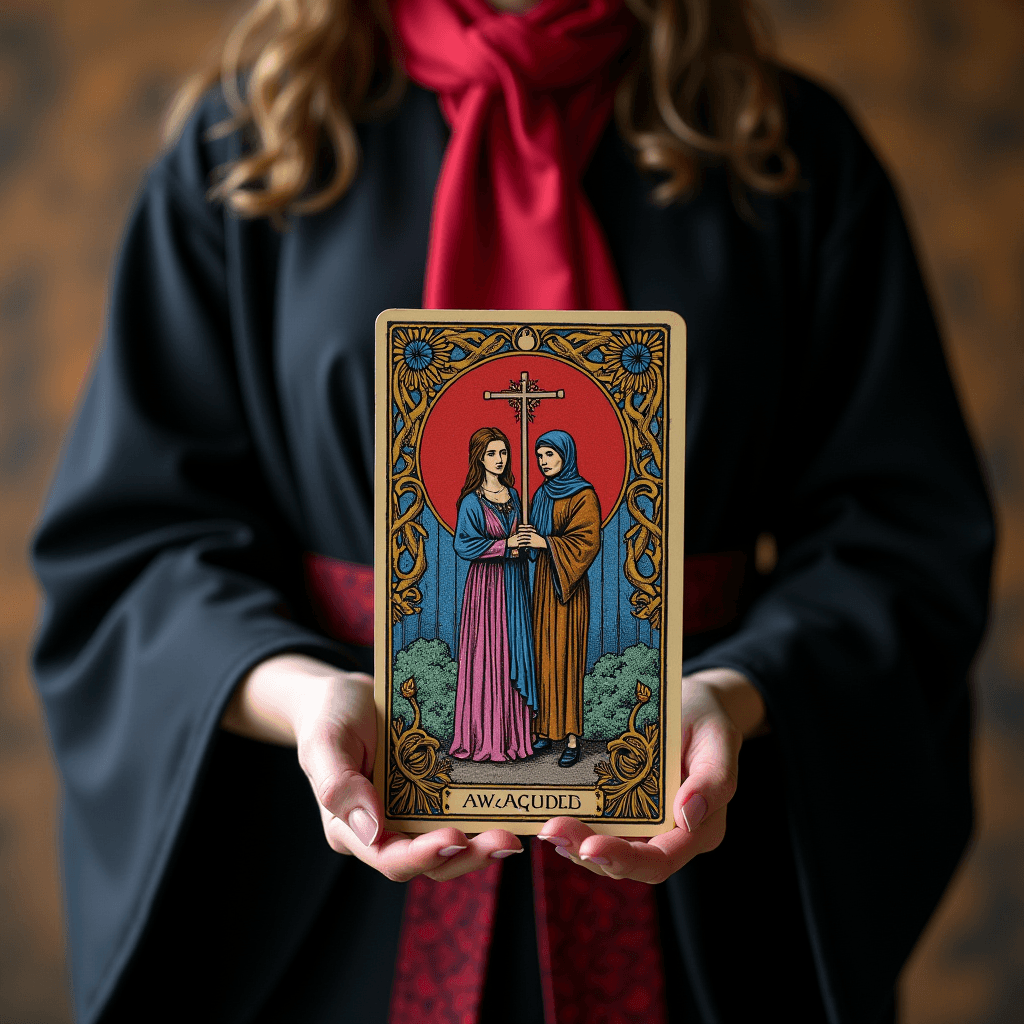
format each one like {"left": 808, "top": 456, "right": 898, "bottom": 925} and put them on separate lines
{"left": 453, "top": 491, "right": 538, "bottom": 709}
{"left": 531, "top": 429, "right": 594, "bottom": 536}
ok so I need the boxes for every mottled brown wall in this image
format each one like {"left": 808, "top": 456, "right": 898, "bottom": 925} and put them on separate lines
{"left": 759, "top": 3, "right": 1024, "bottom": 1021}
{"left": 0, "top": 0, "right": 1021, "bottom": 1020}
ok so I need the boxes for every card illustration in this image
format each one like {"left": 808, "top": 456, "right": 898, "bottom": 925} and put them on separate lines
{"left": 374, "top": 310, "right": 685, "bottom": 836}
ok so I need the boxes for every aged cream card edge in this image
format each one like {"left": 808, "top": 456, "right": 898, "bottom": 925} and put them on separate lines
{"left": 373, "top": 309, "right": 686, "bottom": 838}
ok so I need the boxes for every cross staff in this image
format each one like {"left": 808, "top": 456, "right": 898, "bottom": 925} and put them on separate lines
{"left": 483, "top": 371, "right": 564, "bottom": 526}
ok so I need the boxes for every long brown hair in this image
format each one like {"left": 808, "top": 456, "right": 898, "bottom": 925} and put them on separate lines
{"left": 458, "top": 428, "right": 516, "bottom": 507}
{"left": 166, "top": 0, "right": 797, "bottom": 218}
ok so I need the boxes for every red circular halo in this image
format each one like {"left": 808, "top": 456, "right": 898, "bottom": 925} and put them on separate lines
{"left": 419, "top": 354, "right": 627, "bottom": 534}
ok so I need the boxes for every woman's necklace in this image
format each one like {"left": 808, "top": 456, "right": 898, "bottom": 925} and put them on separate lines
{"left": 478, "top": 485, "right": 512, "bottom": 513}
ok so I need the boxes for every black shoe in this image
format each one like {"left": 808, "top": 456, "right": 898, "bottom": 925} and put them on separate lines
{"left": 532, "top": 736, "right": 551, "bottom": 752}
{"left": 558, "top": 743, "right": 581, "bottom": 767}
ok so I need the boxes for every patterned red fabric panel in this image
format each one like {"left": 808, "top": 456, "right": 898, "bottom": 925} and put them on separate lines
{"left": 389, "top": 864, "right": 503, "bottom": 1024}
{"left": 304, "top": 550, "right": 747, "bottom": 649}
{"left": 531, "top": 838, "right": 668, "bottom": 1024}
{"left": 303, "top": 553, "right": 375, "bottom": 647}
{"left": 308, "top": 548, "right": 742, "bottom": 1024}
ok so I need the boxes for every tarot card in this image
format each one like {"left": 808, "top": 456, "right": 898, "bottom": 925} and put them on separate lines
{"left": 374, "top": 310, "right": 685, "bottom": 836}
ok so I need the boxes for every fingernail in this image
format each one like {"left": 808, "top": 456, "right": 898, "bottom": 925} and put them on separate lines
{"left": 579, "top": 854, "right": 611, "bottom": 866}
{"left": 490, "top": 848, "right": 524, "bottom": 859}
{"left": 681, "top": 793, "right": 707, "bottom": 832}
{"left": 539, "top": 835, "right": 571, "bottom": 848}
{"left": 555, "top": 845, "right": 575, "bottom": 860}
{"left": 438, "top": 845, "right": 467, "bottom": 858}
{"left": 347, "top": 807, "right": 379, "bottom": 847}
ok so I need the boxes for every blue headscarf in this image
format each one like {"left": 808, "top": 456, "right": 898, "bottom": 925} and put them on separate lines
{"left": 531, "top": 429, "right": 593, "bottom": 536}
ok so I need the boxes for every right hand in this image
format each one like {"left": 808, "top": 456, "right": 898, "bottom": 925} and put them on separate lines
{"left": 222, "top": 653, "right": 523, "bottom": 881}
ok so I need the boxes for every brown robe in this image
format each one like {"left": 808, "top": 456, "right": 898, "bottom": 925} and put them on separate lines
{"left": 532, "top": 488, "right": 602, "bottom": 740}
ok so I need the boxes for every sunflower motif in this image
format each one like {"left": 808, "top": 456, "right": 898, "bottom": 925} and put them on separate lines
{"left": 604, "top": 329, "right": 663, "bottom": 398}
{"left": 392, "top": 326, "right": 454, "bottom": 396}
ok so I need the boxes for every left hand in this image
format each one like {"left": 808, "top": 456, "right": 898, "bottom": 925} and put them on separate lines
{"left": 538, "top": 668, "right": 766, "bottom": 884}
{"left": 222, "top": 654, "right": 524, "bottom": 879}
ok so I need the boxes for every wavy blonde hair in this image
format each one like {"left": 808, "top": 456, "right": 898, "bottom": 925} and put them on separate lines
{"left": 166, "top": 0, "right": 797, "bottom": 217}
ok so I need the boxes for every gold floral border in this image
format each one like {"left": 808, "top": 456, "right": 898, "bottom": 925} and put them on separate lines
{"left": 595, "top": 682, "right": 661, "bottom": 817}
{"left": 388, "top": 677, "right": 454, "bottom": 816}
{"left": 388, "top": 322, "right": 667, "bottom": 632}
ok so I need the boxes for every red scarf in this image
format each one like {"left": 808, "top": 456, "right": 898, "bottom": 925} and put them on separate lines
{"left": 391, "top": 0, "right": 635, "bottom": 310}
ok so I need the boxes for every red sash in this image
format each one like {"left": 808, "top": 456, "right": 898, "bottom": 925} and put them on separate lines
{"left": 365, "top": 0, "right": 733, "bottom": 1015}
{"left": 304, "top": 551, "right": 745, "bottom": 1024}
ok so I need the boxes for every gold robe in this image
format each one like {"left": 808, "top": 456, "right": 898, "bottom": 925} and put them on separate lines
{"left": 532, "top": 488, "right": 601, "bottom": 740}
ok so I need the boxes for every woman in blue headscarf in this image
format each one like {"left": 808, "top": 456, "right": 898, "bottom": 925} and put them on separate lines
{"left": 517, "top": 429, "right": 602, "bottom": 767}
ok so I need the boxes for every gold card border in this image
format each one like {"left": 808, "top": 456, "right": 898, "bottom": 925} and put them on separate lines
{"left": 374, "top": 309, "right": 685, "bottom": 837}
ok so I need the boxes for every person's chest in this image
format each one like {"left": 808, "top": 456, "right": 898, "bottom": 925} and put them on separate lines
{"left": 260, "top": 86, "right": 802, "bottom": 561}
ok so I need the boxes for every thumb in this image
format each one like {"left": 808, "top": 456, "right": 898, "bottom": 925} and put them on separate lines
{"left": 298, "top": 718, "right": 383, "bottom": 849}
{"left": 675, "top": 715, "right": 742, "bottom": 839}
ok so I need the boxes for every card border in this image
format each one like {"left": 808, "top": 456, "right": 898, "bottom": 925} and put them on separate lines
{"left": 374, "top": 309, "right": 685, "bottom": 837}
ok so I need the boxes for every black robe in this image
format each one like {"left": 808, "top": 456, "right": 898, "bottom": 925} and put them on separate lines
{"left": 32, "top": 73, "right": 994, "bottom": 1024}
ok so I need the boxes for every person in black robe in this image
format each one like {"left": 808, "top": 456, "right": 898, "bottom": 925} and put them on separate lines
{"left": 31, "top": 54, "right": 993, "bottom": 1024}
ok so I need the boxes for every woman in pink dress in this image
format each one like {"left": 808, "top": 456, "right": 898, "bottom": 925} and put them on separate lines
{"left": 449, "top": 427, "right": 538, "bottom": 761}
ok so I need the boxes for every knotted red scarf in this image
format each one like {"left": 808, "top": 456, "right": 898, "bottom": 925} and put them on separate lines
{"left": 391, "top": 0, "right": 634, "bottom": 310}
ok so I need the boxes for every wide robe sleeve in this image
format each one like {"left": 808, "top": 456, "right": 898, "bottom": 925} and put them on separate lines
{"left": 453, "top": 494, "right": 511, "bottom": 560}
{"left": 544, "top": 488, "right": 602, "bottom": 601}
{"left": 30, "top": 103, "right": 348, "bottom": 1024}
{"left": 683, "top": 92, "right": 995, "bottom": 1023}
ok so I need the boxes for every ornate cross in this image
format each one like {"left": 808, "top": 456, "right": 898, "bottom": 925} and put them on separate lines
{"left": 483, "top": 371, "right": 564, "bottom": 526}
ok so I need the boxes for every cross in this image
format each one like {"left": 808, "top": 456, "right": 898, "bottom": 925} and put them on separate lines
{"left": 483, "top": 371, "right": 564, "bottom": 527}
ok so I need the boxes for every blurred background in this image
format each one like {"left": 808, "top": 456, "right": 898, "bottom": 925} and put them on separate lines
{"left": 0, "top": 0, "right": 1021, "bottom": 1020}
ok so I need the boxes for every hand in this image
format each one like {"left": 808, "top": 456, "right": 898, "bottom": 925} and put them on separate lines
{"left": 537, "top": 668, "right": 766, "bottom": 883}
{"left": 517, "top": 525, "right": 547, "bottom": 549}
{"left": 506, "top": 534, "right": 522, "bottom": 549}
{"left": 221, "top": 653, "right": 523, "bottom": 880}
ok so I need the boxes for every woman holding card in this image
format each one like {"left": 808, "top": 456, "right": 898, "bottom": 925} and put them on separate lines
{"left": 450, "top": 427, "right": 538, "bottom": 761}
{"left": 30, "top": 0, "right": 993, "bottom": 1021}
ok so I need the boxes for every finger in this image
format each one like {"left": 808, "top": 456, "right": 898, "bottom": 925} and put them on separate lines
{"left": 318, "top": 803, "right": 353, "bottom": 855}
{"left": 541, "top": 819, "right": 656, "bottom": 880}
{"left": 323, "top": 817, "right": 524, "bottom": 883}
{"left": 539, "top": 816, "right": 595, "bottom": 853}
{"left": 322, "top": 816, "right": 476, "bottom": 881}
{"left": 536, "top": 817, "right": 609, "bottom": 875}
{"left": 373, "top": 828, "right": 479, "bottom": 882}
{"left": 676, "top": 717, "right": 742, "bottom": 834}
{"left": 576, "top": 833, "right": 642, "bottom": 873}
{"left": 650, "top": 805, "right": 727, "bottom": 861}
{"left": 578, "top": 806, "right": 729, "bottom": 884}
{"left": 299, "top": 720, "right": 383, "bottom": 850}
{"left": 425, "top": 829, "right": 524, "bottom": 881}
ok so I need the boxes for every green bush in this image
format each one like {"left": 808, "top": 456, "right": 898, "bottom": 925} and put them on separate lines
{"left": 392, "top": 638, "right": 458, "bottom": 745}
{"left": 582, "top": 643, "right": 660, "bottom": 741}
{"left": 393, "top": 638, "right": 661, "bottom": 745}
